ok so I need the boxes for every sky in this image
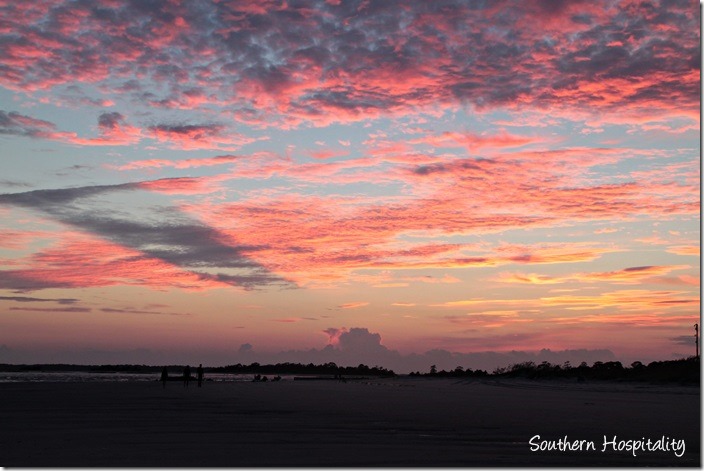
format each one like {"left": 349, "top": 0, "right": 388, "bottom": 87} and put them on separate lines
{"left": 0, "top": 0, "right": 700, "bottom": 373}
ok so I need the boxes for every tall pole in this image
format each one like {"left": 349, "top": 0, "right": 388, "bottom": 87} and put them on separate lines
{"left": 695, "top": 324, "right": 699, "bottom": 359}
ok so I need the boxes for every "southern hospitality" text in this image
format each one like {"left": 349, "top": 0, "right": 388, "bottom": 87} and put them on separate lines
{"left": 529, "top": 435, "right": 685, "bottom": 458}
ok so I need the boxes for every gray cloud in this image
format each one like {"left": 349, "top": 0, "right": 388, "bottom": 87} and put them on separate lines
{"left": 147, "top": 123, "right": 225, "bottom": 137}
{"left": 670, "top": 335, "right": 695, "bottom": 346}
{"left": 0, "top": 296, "right": 79, "bottom": 304}
{"left": 0, "top": 183, "right": 292, "bottom": 290}
{"left": 0, "top": 273, "right": 77, "bottom": 292}
{"left": 0, "top": 179, "right": 31, "bottom": 188}
{"left": 0, "top": 110, "right": 56, "bottom": 138}
{"left": 97, "top": 112, "right": 126, "bottom": 130}
{"left": 100, "top": 308, "right": 189, "bottom": 316}
{"left": 9, "top": 306, "right": 92, "bottom": 313}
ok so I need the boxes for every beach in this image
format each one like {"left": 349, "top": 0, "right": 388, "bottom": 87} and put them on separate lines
{"left": 0, "top": 377, "right": 699, "bottom": 467}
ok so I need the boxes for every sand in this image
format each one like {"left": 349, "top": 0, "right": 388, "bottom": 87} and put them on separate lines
{"left": 0, "top": 377, "right": 699, "bottom": 467}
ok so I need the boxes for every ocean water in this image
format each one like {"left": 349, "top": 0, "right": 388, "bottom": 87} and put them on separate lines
{"left": 0, "top": 372, "right": 297, "bottom": 383}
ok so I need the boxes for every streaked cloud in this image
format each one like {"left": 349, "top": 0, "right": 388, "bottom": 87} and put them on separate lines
{"left": 0, "top": 184, "right": 293, "bottom": 290}
{"left": 492, "top": 265, "right": 694, "bottom": 285}
{"left": 111, "top": 155, "right": 241, "bottom": 171}
{"left": 338, "top": 302, "right": 369, "bottom": 310}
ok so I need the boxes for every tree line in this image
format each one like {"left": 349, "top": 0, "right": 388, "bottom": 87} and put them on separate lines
{"left": 409, "top": 357, "right": 699, "bottom": 383}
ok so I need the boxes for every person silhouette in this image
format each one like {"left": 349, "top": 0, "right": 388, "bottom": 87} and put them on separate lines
{"left": 183, "top": 365, "right": 191, "bottom": 388}
{"left": 197, "top": 364, "right": 203, "bottom": 387}
{"left": 160, "top": 366, "right": 168, "bottom": 389}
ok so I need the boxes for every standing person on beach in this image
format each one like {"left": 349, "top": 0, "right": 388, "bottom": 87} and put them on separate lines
{"left": 183, "top": 365, "right": 191, "bottom": 388}
{"left": 197, "top": 364, "right": 203, "bottom": 387}
{"left": 160, "top": 367, "right": 168, "bottom": 388}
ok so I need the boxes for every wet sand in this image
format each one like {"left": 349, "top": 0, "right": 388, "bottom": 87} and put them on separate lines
{"left": 0, "top": 377, "right": 699, "bottom": 467}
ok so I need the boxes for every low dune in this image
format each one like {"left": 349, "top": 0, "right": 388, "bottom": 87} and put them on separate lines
{"left": 0, "top": 377, "right": 698, "bottom": 466}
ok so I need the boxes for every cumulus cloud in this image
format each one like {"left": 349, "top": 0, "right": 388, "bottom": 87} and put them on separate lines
{"left": 238, "top": 343, "right": 254, "bottom": 354}
{"left": 337, "top": 328, "right": 387, "bottom": 353}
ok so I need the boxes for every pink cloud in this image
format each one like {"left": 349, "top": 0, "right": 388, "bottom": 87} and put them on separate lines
{"left": 0, "top": 234, "right": 233, "bottom": 292}
{"left": 135, "top": 177, "right": 224, "bottom": 195}
{"left": 0, "top": 1, "right": 696, "bottom": 126}
{"left": 410, "top": 131, "right": 546, "bottom": 151}
{"left": 0, "top": 229, "right": 50, "bottom": 249}
{"left": 308, "top": 149, "right": 350, "bottom": 160}
{"left": 112, "top": 155, "right": 240, "bottom": 171}
{"left": 147, "top": 134, "right": 698, "bottom": 290}
{"left": 186, "top": 188, "right": 629, "bottom": 285}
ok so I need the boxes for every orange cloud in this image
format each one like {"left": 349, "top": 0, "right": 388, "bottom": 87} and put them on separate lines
{"left": 434, "top": 298, "right": 542, "bottom": 309}
{"left": 338, "top": 302, "right": 369, "bottom": 309}
{"left": 444, "top": 311, "right": 535, "bottom": 329}
{"left": 552, "top": 313, "right": 698, "bottom": 327}
{"left": 493, "top": 265, "right": 693, "bottom": 285}
{"left": 667, "top": 245, "right": 700, "bottom": 256}
{"left": 541, "top": 289, "right": 699, "bottom": 312}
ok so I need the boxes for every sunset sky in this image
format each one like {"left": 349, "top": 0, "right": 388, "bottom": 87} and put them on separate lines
{"left": 0, "top": 0, "right": 700, "bottom": 372}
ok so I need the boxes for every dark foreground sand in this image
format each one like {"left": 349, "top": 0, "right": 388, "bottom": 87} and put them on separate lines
{"left": 0, "top": 377, "right": 699, "bottom": 467}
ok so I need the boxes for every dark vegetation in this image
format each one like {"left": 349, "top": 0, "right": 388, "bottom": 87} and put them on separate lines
{"left": 410, "top": 357, "right": 700, "bottom": 384}
{"left": 0, "top": 357, "right": 699, "bottom": 383}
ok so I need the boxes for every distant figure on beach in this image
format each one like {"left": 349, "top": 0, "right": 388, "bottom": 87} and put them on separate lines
{"left": 183, "top": 365, "right": 191, "bottom": 388}
{"left": 197, "top": 364, "right": 203, "bottom": 387}
{"left": 161, "top": 367, "right": 168, "bottom": 388}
